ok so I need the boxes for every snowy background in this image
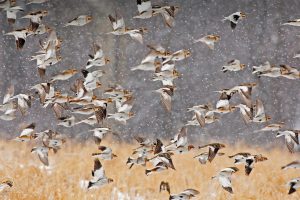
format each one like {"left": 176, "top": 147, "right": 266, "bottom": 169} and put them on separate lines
{"left": 0, "top": 0, "right": 299, "bottom": 145}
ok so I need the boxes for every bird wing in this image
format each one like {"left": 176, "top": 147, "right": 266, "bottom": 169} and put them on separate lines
{"left": 94, "top": 48, "right": 103, "bottom": 61}
{"left": 219, "top": 175, "right": 233, "bottom": 193}
{"left": 154, "top": 139, "right": 164, "bottom": 154}
{"left": 285, "top": 136, "right": 295, "bottom": 153}
{"left": 137, "top": 0, "right": 152, "bottom": 14}
{"left": 255, "top": 99, "right": 265, "bottom": 117}
{"left": 94, "top": 106, "right": 107, "bottom": 124}
{"left": 161, "top": 10, "right": 175, "bottom": 28}
{"left": 176, "top": 127, "right": 187, "bottom": 147}
{"left": 110, "top": 13, "right": 125, "bottom": 31}
{"left": 92, "top": 159, "right": 105, "bottom": 180}
{"left": 195, "top": 111, "right": 205, "bottom": 127}
{"left": 182, "top": 189, "right": 200, "bottom": 196}
{"left": 52, "top": 103, "right": 65, "bottom": 119}
{"left": 37, "top": 148, "right": 49, "bottom": 166}
{"left": 129, "top": 31, "right": 143, "bottom": 44}
{"left": 3, "top": 85, "right": 14, "bottom": 104}
{"left": 160, "top": 91, "right": 171, "bottom": 112}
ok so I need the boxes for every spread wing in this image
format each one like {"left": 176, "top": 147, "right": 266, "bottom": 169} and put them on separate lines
{"left": 108, "top": 14, "right": 125, "bottom": 31}
{"left": 137, "top": 0, "right": 152, "bottom": 14}
{"left": 160, "top": 91, "right": 171, "bottom": 112}
{"left": 3, "top": 85, "right": 14, "bottom": 104}
{"left": 219, "top": 175, "right": 233, "bottom": 193}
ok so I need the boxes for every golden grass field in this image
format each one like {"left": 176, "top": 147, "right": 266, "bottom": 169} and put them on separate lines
{"left": 0, "top": 139, "right": 299, "bottom": 200}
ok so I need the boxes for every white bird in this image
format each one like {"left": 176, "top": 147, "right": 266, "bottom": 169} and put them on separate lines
{"left": 169, "top": 189, "right": 200, "bottom": 200}
{"left": 87, "top": 159, "right": 113, "bottom": 189}
{"left": 254, "top": 123, "right": 285, "bottom": 132}
{"left": 5, "top": 28, "right": 30, "bottom": 49}
{"left": 287, "top": 178, "right": 300, "bottom": 194}
{"left": 4, "top": 6, "right": 24, "bottom": 24}
{"left": 81, "top": 69, "right": 104, "bottom": 92}
{"left": 223, "top": 11, "right": 246, "bottom": 29}
{"left": 64, "top": 15, "right": 92, "bottom": 27}
{"left": 221, "top": 59, "right": 246, "bottom": 72}
{"left": 133, "top": 0, "right": 153, "bottom": 19}
{"left": 212, "top": 167, "right": 239, "bottom": 194}
{"left": 86, "top": 44, "right": 110, "bottom": 69}
{"left": 235, "top": 104, "right": 253, "bottom": 124}
{"left": 92, "top": 146, "right": 117, "bottom": 160}
{"left": 194, "top": 152, "right": 224, "bottom": 164}
{"left": 276, "top": 130, "right": 299, "bottom": 153}
{"left": 75, "top": 115, "right": 98, "bottom": 126}
{"left": 57, "top": 116, "right": 76, "bottom": 127}
{"left": 131, "top": 61, "right": 161, "bottom": 71}
{"left": 108, "top": 13, "right": 148, "bottom": 44}
{"left": 252, "top": 99, "right": 271, "bottom": 123}
{"left": 89, "top": 128, "right": 110, "bottom": 145}
{"left": 252, "top": 61, "right": 274, "bottom": 74}
{"left": 21, "top": 10, "right": 48, "bottom": 32}
{"left": 31, "top": 82, "right": 53, "bottom": 104}
{"left": 107, "top": 112, "right": 134, "bottom": 124}
{"left": 11, "top": 94, "right": 32, "bottom": 115}
{"left": 194, "top": 34, "right": 220, "bottom": 50}
{"left": 0, "top": 180, "right": 13, "bottom": 192}
{"left": 154, "top": 86, "right": 175, "bottom": 112}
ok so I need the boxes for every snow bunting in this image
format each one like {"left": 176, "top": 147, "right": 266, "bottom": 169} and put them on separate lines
{"left": 212, "top": 167, "right": 239, "bottom": 194}
{"left": 65, "top": 15, "right": 92, "bottom": 27}
{"left": 223, "top": 11, "right": 246, "bottom": 29}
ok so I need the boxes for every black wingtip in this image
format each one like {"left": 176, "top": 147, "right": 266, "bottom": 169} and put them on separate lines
{"left": 288, "top": 187, "right": 296, "bottom": 194}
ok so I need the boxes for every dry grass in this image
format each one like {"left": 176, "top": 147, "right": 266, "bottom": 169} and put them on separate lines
{"left": 0, "top": 140, "right": 299, "bottom": 200}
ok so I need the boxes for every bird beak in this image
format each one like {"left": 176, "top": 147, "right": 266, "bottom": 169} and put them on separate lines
{"left": 241, "top": 12, "right": 246, "bottom": 18}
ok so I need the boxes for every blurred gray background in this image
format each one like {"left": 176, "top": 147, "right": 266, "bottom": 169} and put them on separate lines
{"left": 0, "top": 0, "right": 299, "bottom": 146}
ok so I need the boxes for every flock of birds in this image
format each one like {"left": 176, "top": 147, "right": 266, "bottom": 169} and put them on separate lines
{"left": 0, "top": 0, "right": 300, "bottom": 198}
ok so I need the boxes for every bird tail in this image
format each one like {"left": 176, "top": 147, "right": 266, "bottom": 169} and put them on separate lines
{"left": 222, "top": 17, "right": 229, "bottom": 22}
{"left": 130, "top": 66, "right": 139, "bottom": 71}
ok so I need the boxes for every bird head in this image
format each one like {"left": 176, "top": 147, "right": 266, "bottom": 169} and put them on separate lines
{"left": 140, "top": 27, "right": 148, "bottom": 33}
{"left": 96, "top": 82, "right": 102, "bottom": 88}
{"left": 184, "top": 50, "right": 191, "bottom": 57}
{"left": 87, "top": 16, "right": 93, "bottom": 22}
{"left": 173, "top": 70, "right": 180, "bottom": 77}
{"left": 105, "top": 57, "right": 110, "bottom": 64}
{"left": 106, "top": 98, "right": 113, "bottom": 103}
{"left": 240, "top": 64, "right": 246, "bottom": 69}
{"left": 108, "top": 178, "right": 114, "bottom": 183}
{"left": 57, "top": 55, "right": 63, "bottom": 61}
{"left": 154, "top": 61, "right": 162, "bottom": 67}
{"left": 42, "top": 10, "right": 48, "bottom": 15}
{"left": 188, "top": 145, "right": 195, "bottom": 151}
{"left": 240, "top": 12, "right": 246, "bottom": 18}
{"left": 45, "top": 26, "right": 52, "bottom": 33}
